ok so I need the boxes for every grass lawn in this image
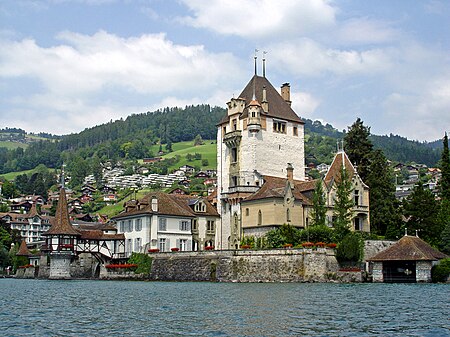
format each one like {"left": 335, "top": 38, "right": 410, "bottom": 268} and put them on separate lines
{"left": 0, "top": 168, "right": 37, "bottom": 181}
{"left": 0, "top": 141, "right": 28, "bottom": 150}
{"left": 163, "top": 140, "right": 217, "bottom": 171}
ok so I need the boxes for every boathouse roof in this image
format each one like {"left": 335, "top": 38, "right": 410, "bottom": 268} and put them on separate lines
{"left": 368, "top": 235, "right": 448, "bottom": 262}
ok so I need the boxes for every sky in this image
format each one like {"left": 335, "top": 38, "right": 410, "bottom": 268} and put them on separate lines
{"left": 0, "top": 0, "right": 449, "bottom": 141}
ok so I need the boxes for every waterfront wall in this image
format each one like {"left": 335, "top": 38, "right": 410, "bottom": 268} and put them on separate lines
{"left": 364, "top": 240, "right": 396, "bottom": 261}
{"left": 147, "top": 248, "right": 344, "bottom": 283}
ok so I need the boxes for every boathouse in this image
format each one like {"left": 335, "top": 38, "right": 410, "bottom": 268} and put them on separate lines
{"left": 368, "top": 234, "right": 448, "bottom": 283}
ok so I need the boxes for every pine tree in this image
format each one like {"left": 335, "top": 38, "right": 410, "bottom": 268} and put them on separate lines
{"left": 310, "top": 179, "right": 327, "bottom": 227}
{"left": 440, "top": 132, "right": 450, "bottom": 200}
{"left": 403, "top": 182, "right": 441, "bottom": 246}
{"left": 366, "top": 149, "right": 402, "bottom": 236}
{"left": 344, "top": 118, "right": 373, "bottom": 181}
{"left": 439, "top": 133, "right": 450, "bottom": 253}
{"left": 333, "top": 165, "right": 354, "bottom": 241}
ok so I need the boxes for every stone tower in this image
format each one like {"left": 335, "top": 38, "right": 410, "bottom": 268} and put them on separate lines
{"left": 42, "top": 188, "right": 80, "bottom": 279}
{"left": 216, "top": 72, "right": 305, "bottom": 249}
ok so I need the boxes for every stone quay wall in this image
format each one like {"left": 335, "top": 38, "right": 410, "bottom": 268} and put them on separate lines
{"left": 148, "top": 248, "right": 344, "bottom": 283}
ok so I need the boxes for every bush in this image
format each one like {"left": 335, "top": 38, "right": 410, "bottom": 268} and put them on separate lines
{"left": 431, "top": 258, "right": 450, "bottom": 283}
{"left": 127, "top": 252, "right": 152, "bottom": 274}
{"left": 299, "top": 225, "right": 334, "bottom": 243}
{"left": 336, "top": 232, "right": 364, "bottom": 264}
{"left": 265, "top": 224, "right": 302, "bottom": 248}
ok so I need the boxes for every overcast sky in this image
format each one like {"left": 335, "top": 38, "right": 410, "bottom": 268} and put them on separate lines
{"left": 1, "top": 0, "right": 449, "bottom": 141}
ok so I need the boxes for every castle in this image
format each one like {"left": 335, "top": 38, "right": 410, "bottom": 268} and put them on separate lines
{"left": 216, "top": 62, "right": 370, "bottom": 249}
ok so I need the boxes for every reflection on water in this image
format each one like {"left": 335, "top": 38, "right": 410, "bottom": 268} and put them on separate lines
{"left": 0, "top": 279, "right": 449, "bottom": 336}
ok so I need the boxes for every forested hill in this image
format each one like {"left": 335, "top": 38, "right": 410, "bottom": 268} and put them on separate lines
{"left": 0, "top": 105, "right": 443, "bottom": 175}
{"left": 303, "top": 120, "right": 442, "bottom": 167}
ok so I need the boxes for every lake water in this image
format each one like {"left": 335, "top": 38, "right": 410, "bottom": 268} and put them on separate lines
{"left": 0, "top": 279, "right": 449, "bottom": 337}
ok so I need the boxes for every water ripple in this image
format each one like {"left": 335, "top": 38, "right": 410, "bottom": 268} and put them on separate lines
{"left": 0, "top": 280, "right": 449, "bottom": 336}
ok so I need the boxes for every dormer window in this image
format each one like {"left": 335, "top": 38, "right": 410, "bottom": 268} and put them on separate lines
{"left": 195, "top": 202, "right": 206, "bottom": 213}
{"left": 273, "top": 120, "right": 286, "bottom": 133}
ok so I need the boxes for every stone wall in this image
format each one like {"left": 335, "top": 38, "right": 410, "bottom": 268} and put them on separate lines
{"left": 148, "top": 248, "right": 344, "bottom": 283}
{"left": 364, "top": 240, "right": 396, "bottom": 261}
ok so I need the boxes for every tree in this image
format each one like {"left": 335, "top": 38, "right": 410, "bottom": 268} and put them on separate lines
{"left": 366, "top": 149, "right": 402, "bottom": 236}
{"left": 2, "top": 180, "right": 18, "bottom": 199}
{"left": 193, "top": 134, "right": 204, "bottom": 146}
{"left": 333, "top": 165, "right": 353, "bottom": 242}
{"left": 310, "top": 179, "right": 327, "bottom": 227}
{"left": 403, "top": 182, "right": 441, "bottom": 246}
{"left": 344, "top": 118, "right": 373, "bottom": 181}
{"left": 336, "top": 232, "right": 364, "bottom": 264}
{"left": 439, "top": 133, "right": 450, "bottom": 253}
{"left": 440, "top": 133, "right": 450, "bottom": 200}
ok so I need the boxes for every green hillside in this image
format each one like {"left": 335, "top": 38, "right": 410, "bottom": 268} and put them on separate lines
{"left": 0, "top": 141, "right": 28, "bottom": 150}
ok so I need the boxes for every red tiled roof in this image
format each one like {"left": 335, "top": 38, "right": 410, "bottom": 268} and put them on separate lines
{"left": 16, "top": 240, "right": 31, "bottom": 256}
{"left": 43, "top": 189, "right": 80, "bottom": 236}
{"left": 323, "top": 151, "right": 357, "bottom": 188}
{"left": 368, "top": 235, "right": 448, "bottom": 261}
{"left": 219, "top": 75, "right": 304, "bottom": 125}
{"left": 243, "top": 175, "right": 313, "bottom": 205}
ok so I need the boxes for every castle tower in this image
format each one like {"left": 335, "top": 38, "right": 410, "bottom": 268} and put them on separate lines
{"left": 42, "top": 188, "right": 80, "bottom": 279}
{"left": 216, "top": 70, "right": 305, "bottom": 249}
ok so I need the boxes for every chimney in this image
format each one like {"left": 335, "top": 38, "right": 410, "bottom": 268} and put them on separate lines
{"left": 262, "top": 86, "right": 268, "bottom": 111}
{"left": 151, "top": 196, "right": 158, "bottom": 212}
{"left": 286, "top": 163, "right": 294, "bottom": 184}
{"left": 281, "top": 83, "right": 291, "bottom": 106}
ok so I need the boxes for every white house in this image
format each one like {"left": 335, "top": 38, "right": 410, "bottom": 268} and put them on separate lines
{"left": 111, "top": 192, "right": 219, "bottom": 256}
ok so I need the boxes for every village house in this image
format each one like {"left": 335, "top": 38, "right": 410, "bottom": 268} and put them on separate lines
{"left": 1, "top": 203, "right": 53, "bottom": 243}
{"left": 111, "top": 192, "right": 219, "bottom": 255}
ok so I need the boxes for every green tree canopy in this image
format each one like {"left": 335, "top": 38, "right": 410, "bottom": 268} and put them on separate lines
{"left": 310, "top": 179, "right": 327, "bottom": 227}
{"left": 403, "top": 182, "right": 441, "bottom": 246}
{"left": 344, "top": 118, "right": 373, "bottom": 181}
{"left": 333, "top": 165, "right": 354, "bottom": 242}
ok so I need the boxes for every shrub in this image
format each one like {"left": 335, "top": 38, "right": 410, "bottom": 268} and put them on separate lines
{"left": 127, "top": 252, "right": 152, "bottom": 274}
{"left": 265, "top": 224, "right": 302, "bottom": 248}
{"left": 299, "top": 225, "right": 334, "bottom": 243}
{"left": 431, "top": 258, "right": 450, "bottom": 283}
{"left": 335, "top": 232, "right": 364, "bottom": 264}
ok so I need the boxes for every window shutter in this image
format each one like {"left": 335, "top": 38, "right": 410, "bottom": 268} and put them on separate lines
{"left": 179, "top": 221, "right": 182, "bottom": 230}
{"left": 187, "top": 240, "right": 192, "bottom": 251}
{"left": 176, "top": 239, "right": 180, "bottom": 250}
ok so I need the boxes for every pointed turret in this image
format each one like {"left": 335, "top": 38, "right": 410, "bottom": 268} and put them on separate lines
{"left": 44, "top": 188, "right": 80, "bottom": 236}
{"left": 16, "top": 240, "right": 31, "bottom": 257}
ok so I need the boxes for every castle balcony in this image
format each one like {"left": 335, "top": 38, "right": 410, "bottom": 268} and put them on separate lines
{"left": 224, "top": 185, "right": 260, "bottom": 195}
{"left": 223, "top": 130, "right": 242, "bottom": 147}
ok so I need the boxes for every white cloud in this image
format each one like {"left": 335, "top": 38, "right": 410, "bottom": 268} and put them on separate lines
{"left": 337, "top": 18, "right": 400, "bottom": 45}
{"left": 179, "top": 0, "right": 336, "bottom": 39}
{"left": 268, "top": 38, "right": 392, "bottom": 77}
{"left": 383, "top": 76, "right": 450, "bottom": 141}
{"left": 0, "top": 30, "right": 242, "bottom": 133}
{"left": 291, "top": 91, "right": 320, "bottom": 119}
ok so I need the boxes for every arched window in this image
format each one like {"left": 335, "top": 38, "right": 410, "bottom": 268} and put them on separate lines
{"left": 258, "top": 210, "right": 262, "bottom": 226}
{"left": 287, "top": 208, "right": 291, "bottom": 222}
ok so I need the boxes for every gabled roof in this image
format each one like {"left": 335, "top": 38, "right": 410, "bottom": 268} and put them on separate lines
{"left": 16, "top": 240, "right": 31, "bottom": 256}
{"left": 243, "top": 175, "right": 313, "bottom": 205}
{"left": 324, "top": 151, "right": 358, "bottom": 188}
{"left": 112, "top": 192, "right": 219, "bottom": 220}
{"left": 219, "top": 75, "right": 304, "bottom": 125}
{"left": 27, "top": 203, "right": 40, "bottom": 219}
{"left": 368, "top": 235, "right": 448, "bottom": 261}
{"left": 43, "top": 189, "right": 80, "bottom": 236}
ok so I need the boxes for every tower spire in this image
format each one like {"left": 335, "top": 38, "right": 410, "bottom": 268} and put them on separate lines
{"left": 254, "top": 49, "right": 259, "bottom": 76}
{"left": 262, "top": 51, "right": 267, "bottom": 77}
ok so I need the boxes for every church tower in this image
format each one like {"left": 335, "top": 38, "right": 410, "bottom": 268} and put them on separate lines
{"left": 216, "top": 60, "right": 305, "bottom": 249}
